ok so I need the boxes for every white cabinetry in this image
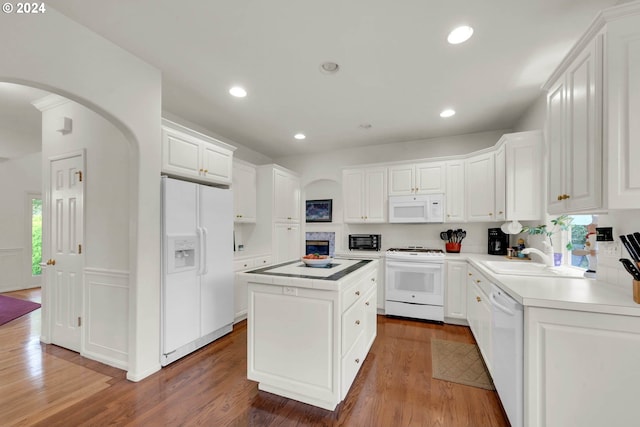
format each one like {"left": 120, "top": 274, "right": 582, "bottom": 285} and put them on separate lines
{"left": 445, "top": 261, "right": 467, "bottom": 324}
{"left": 504, "top": 131, "right": 543, "bottom": 221}
{"left": 466, "top": 265, "right": 492, "bottom": 374}
{"left": 161, "top": 119, "right": 235, "bottom": 186}
{"left": 526, "top": 307, "right": 640, "bottom": 427}
{"left": 343, "top": 167, "right": 387, "bottom": 223}
{"left": 494, "top": 145, "right": 506, "bottom": 222}
{"left": 388, "top": 162, "right": 445, "bottom": 195}
{"left": 445, "top": 160, "right": 465, "bottom": 222}
{"left": 247, "top": 262, "right": 378, "bottom": 410}
{"left": 256, "top": 165, "right": 301, "bottom": 263}
{"left": 466, "top": 152, "right": 496, "bottom": 222}
{"left": 232, "top": 160, "right": 257, "bottom": 223}
{"left": 607, "top": 14, "right": 640, "bottom": 208}
{"left": 233, "top": 254, "right": 271, "bottom": 322}
{"left": 545, "top": 35, "right": 603, "bottom": 214}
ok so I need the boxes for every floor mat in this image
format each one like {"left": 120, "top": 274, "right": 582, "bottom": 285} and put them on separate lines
{"left": 0, "top": 295, "right": 41, "bottom": 326}
{"left": 431, "top": 338, "right": 495, "bottom": 390}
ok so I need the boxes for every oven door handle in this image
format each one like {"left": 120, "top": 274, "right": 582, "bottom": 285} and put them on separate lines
{"left": 386, "top": 260, "right": 443, "bottom": 269}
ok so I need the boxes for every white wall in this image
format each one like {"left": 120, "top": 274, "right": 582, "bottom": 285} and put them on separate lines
{"left": 0, "top": 8, "right": 162, "bottom": 380}
{"left": 0, "top": 152, "right": 41, "bottom": 292}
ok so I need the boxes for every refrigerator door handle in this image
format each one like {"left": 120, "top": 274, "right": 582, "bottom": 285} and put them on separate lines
{"left": 197, "top": 227, "right": 204, "bottom": 276}
{"left": 201, "top": 227, "right": 209, "bottom": 275}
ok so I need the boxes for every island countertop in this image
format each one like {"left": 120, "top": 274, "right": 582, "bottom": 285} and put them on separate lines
{"left": 239, "top": 258, "right": 376, "bottom": 291}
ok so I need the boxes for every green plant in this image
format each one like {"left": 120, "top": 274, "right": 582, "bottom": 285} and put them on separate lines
{"left": 520, "top": 214, "right": 574, "bottom": 251}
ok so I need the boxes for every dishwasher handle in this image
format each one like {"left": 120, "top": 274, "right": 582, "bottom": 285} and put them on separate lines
{"left": 490, "top": 291, "right": 516, "bottom": 316}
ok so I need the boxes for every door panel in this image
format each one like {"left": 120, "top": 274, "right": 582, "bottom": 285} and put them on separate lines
{"left": 49, "top": 153, "right": 84, "bottom": 352}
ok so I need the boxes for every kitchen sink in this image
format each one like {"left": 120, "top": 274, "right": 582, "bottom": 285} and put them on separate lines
{"left": 481, "top": 260, "right": 585, "bottom": 278}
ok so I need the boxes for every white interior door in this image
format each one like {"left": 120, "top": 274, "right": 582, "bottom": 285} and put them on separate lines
{"left": 48, "top": 152, "right": 84, "bottom": 352}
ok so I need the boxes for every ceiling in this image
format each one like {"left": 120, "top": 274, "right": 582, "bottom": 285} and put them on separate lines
{"left": 6, "top": 0, "right": 623, "bottom": 159}
{"left": 0, "top": 83, "right": 49, "bottom": 160}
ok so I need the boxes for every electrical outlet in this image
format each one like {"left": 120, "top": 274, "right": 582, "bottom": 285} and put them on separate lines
{"left": 601, "top": 242, "right": 621, "bottom": 258}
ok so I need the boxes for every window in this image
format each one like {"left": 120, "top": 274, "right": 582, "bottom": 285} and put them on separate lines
{"left": 569, "top": 215, "right": 594, "bottom": 269}
{"left": 31, "top": 198, "right": 42, "bottom": 276}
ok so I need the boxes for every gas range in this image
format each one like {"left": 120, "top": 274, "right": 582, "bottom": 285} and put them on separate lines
{"left": 385, "top": 246, "right": 445, "bottom": 262}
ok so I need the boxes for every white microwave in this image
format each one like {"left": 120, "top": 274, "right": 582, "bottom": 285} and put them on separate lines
{"left": 389, "top": 194, "right": 444, "bottom": 223}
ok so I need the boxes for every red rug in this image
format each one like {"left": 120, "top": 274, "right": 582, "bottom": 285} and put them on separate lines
{"left": 0, "top": 295, "right": 41, "bottom": 326}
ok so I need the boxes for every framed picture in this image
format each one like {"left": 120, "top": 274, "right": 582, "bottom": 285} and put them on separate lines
{"left": 305, "top": 199, "right": 332, "bottom": 223}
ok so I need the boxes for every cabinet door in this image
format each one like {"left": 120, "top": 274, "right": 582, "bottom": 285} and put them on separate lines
{"left": 232, "top": 162, "right": 257, "bottom": 223}
{"left": 608, "top": 19, "right": 640, "bottom": 209}
{"left": 388, "top": 165, "right": 415, "bottom": 195}
{"left": 494, "top": 146, "right": 506, "bottom": 221}
{"left": 415, "top": 161, "right": 445, "bottom": 193}
{"left": 363, "top": 286, "right": 377, "bottom": 352}
{"left": 162, "top": 128, "right": 201, "bottom": 179}
{"left": 565, "top": 36, "right": 602, "bottom": 212}
{"left": 506, "top": 133, "right": 542, "bottom": 221}
{"left": 273, "top": 222, "right": 300, "bottom": 263}
{"left": 445, "top": 160, "right": 465, "bottom": 222}
{"left": 445, "top": 261, "right": 467, "bottom": 320}
{"left": 202, "top": 143, "right": 232, "bottom": 185}
{"left": 546, "top": 78, "right": 567, "bottom": 213}
{"left": 364, "top": 168, "right": 387, "bottom": 222}
{"left": 343, "top": 169, "right": 365, "bottom": 223}
{"left": 274, "top": 170, "right": 300, "bottom": 222}
{"left": 466, "top": 153, "right": 495, "bottom": 222}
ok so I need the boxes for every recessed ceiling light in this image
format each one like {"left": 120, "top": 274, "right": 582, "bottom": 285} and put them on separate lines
{"left": 447, "top": 26, "right": 474, "bottom": 44}
{"left": 294, "top": 133, "right": 306, "bottom": 140}
{"left": 320, "top": 62, "right": 340, "bottom": 74}
{"left": 440, "top": 109, "right": 456, "bottom": 118}
{"left": 229, "top": 86, "right": 247, "bottom": 98}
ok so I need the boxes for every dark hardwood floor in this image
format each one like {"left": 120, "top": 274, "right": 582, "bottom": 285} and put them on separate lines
{"left": 1, "top": 288, "right": 508, "bottom": 426}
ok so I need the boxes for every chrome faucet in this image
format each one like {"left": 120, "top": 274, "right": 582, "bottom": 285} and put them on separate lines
{"left": 521, "top": 247, "right": 554, "bottom": 267}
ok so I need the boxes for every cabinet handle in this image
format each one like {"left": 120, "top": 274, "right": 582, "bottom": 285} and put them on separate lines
{"left": 355, "top": 320, "right": 361, "bottom": 325}
{"left": 287, "top": 227, "right": 292, "bottom": 230}
{"left": 263, "top": 260, "right": 267, "bottom": 264}
{"left": 371, "top": 277, "right": 375, "bottom": 282}
{"left": 365, "top": 301, "right": 370, "bottom": 306}
{"left": 557, "top": 194, "right": 563, "bottom": 201}
{"left": 489, "top": 212, "right": 493, "bottom": 216}
{"left": 565, "top": 194, "right": 571, "bottom": 199}
{"left": 243, "top": 263, "right": 248, "bottom": 267}
{"left": 287, "top": 216, "right": 292, "bottom": 220}
{"left": 204, "top": 169, "right": 208, "bottom": 173}
{"left": 355, "top": 358, "right": 360, "bottom": 364}
{"left": 476, "top": 296, "right": 481, "bottom": 302}
{"left": 355, "top": 291, "right": 360, "bottom": 296}
{"left": 199, "top": 168, "right": 204, "bottom": 173}
{"left": 476, "top": 279, "right": 481, "bottom": 283}
{"left": 468, "top": 273, "right": 472, "bottom": 276}
{"left": 498, "top": 211, "right": 503, "bottom": 214}
{"left": 364, "top": 216, "right": 368, "bottom": 219}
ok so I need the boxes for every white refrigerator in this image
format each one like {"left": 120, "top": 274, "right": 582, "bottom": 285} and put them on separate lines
{"left": 161, "top": 176, "right": 234, "bottom": 366}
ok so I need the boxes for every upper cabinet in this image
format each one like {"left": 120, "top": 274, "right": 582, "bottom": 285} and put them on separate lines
{"left": 232, "top": 160, "right": 257, "bottom": 223}
{"left": 466, "top": 152, "right": 496, "bottom": 222}
{"left": 543, "top": 3, "right": 640, "bottom": 212}
{"left": 343, "top": 167, "right": 387, "bottom": 223}
{"left": 388, "top": 162, "right": 445, "bottom": 196}
{"left": 445, "top": 160, "right": 465, "bottom": 222}
{"left": 494, "top": 145, "right": 506, "bottom": 222}
{"left": 161, "top": 119, "right": 235, "bottom": 186}
{"left": 273, "top": 168, "right": 301, "bottom": 223}
{"left": 545, "top": 35, "right": 603, "bottom": 214}
{"left": 607, "top": 13, "right": 640, "bottom": 208}
{"left": 504, "top": 131, "right": 543, "bottom": 221}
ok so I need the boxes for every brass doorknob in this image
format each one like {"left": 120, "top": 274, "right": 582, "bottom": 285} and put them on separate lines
{"left": 476, "top": 296, "right": 481, "bottom": 302}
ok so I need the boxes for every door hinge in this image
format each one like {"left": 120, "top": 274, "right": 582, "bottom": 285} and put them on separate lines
{"left": 77, "top": 317, "right": 82, "bottom": 327}
{"left": 78, "top": 244, "right": 82, "bottom": 254}
{"left": 75, "top": 170, "right": 83, "bottom": 182}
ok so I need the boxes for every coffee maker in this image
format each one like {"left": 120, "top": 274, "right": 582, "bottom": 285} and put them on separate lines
{"left": 488, "top": 228, "right": 509, "bottom": 255}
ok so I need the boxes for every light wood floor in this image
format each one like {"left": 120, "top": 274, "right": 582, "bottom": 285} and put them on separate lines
{"left": 0, "top": 288, "right": 508, "bottom": 426}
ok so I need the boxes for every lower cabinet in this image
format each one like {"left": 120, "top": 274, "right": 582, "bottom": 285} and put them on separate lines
{"left": 247, "top": 263, "right": 377, "bottom": 410}
{"left": 526, "top": 307, "right": 640, "bottom": 427}
{"left": 445, "top": 260, "right": 468, "bottom": 324}
{"left": 466, "top": 266, "right": 492, "bottom": 375}
{"left": 233, "top": 254, "right": 271, "bottom": 323}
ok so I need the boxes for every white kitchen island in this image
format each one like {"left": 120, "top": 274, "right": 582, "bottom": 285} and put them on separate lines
{"left": 240, "top": 258, "right": 378, "bottom": 411}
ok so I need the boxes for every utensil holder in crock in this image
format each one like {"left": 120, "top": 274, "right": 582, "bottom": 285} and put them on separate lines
{"left": 633, "top": 280, "right": 640, "bottom": 304}
{"left": 445, "top": 242, "right": 461, "bottom": 253}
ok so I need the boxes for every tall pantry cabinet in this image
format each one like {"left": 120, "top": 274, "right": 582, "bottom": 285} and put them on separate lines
{"left": 256, "top": 165, "right": 301, "bottom": 263}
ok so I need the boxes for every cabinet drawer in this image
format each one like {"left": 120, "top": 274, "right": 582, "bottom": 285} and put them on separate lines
{"left": 342, "top": 271, "right": 376, "bottom": 310}
{"left": 234, "top": 259, "right": 255, "bottom": 272}
{"left": 341, "top": 333, "right": 365, "bottom": 398}
{"left": 342, "top": 301, "right": 365, "bottom": 356}
{"left": 254, "top": 256, "right": 272, "bottom": 267}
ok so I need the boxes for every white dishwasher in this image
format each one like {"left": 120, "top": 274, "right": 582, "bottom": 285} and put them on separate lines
{"left": 490, "top": 284, "right": 523, "bottom": 427}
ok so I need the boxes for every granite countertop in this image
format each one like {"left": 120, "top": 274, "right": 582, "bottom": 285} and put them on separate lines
{"left": 451, "top": 253, "right": 640, "bottom": 316}
{"left": 239, "top": 258, "right": 377, "bottom": 291}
